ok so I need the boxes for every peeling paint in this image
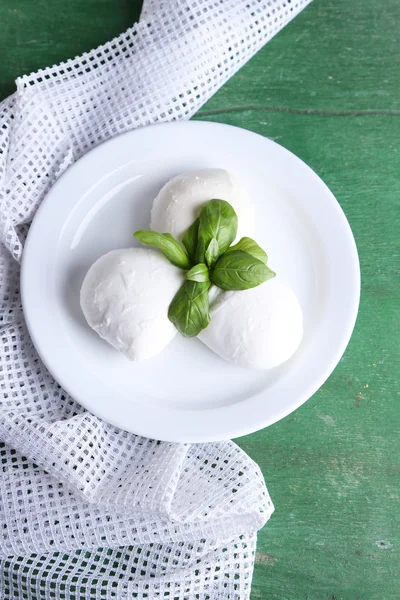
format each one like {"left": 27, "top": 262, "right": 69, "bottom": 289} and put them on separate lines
{"left": 317, "top": 413, "right": 336, "bottom": 427}
{"left": 375, "top": 540, "right": 393, "bottom": 549}
{"left": 255, "top": 552, "right": 277, "bottom": 565}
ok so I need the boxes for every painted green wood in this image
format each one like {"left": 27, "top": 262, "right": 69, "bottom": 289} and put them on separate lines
{"left": 0, "top": 1, "right": 143, "bottom": 99}
{"left": 1, "top": 1, "right": 399, "bottom": 599}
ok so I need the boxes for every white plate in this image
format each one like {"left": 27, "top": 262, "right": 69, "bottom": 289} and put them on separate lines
{"left": 21, "top": 121, "right": 360, "bottom": 443}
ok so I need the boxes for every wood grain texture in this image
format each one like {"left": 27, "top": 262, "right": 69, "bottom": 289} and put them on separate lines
{"left": 1, "top": 0, "right": 399, "bottom": 598}
{"left": 0, "top": 0, "right": 143, "bottom": 99}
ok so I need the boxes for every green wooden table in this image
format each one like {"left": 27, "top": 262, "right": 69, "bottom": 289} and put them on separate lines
{"left": 1, "top": 1, "right": 399, "bottom": 598}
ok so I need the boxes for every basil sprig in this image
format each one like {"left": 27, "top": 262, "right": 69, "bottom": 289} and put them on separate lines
{"left": 182, "top": 218, "right": 199, "bottom": 264}
{"left": 225, "top": 236, "right": 268, "bottom": 264}
{"left": 198, "top": 199, "right": 238, "bottom": 266}
{"left": 168, "top": 281, "right": 211, "bottom": 337}
{"left": 134, "top": 230, "right": 190, "bottom": 269}
{"left": 134, "top": 198, "right": 275, "bottom": 337}
{"left": 211, "top": 250, "right": 275, "bottom": 290}
{"left": 205, "top": 237, "right": 219, "bottom": 267}
{"left": 186, "top": 263, "right": 210, "bottom": 283}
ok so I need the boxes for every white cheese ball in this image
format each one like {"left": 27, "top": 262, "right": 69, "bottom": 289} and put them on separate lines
{"left": 150, "top": 168, "right": 255, "bottom": 241}
{"left": 80, "top": 248, "right": 182, "bottom": 361}
{"left": 199, "top": 279, "right": 303, "bottom": 369}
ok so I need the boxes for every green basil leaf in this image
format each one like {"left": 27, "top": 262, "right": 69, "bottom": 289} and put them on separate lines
{"left": 226, "top": 237, "right": 268, "bottom": 263}
{"left": 182, "top": 218, "right": 199, "bottom": 265}
{"left": 168, "top": 280, "right": 211, "bottom": 337}
{"left": 211, "top": 250, "right": 276, "bottom": 291}
{"left": 134, "top": 230, "right": 190, "bottom": 269}
{"left": 198, "top": 199, "right": 238, "bottom": 261}
{"left": 205, "top": 237, "right": 219, "bottom": 267}
{"left": 186, "top": 263, "right": 210, "bottom": 283}
{"left": 195, "top": 236, "right": 206, "bottom": 264}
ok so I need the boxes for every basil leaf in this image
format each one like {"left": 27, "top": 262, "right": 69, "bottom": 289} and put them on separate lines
{"left": 205, "top": 237, "right": 219, "bottom": 267}
{"left": 186, "top": 263, "right": 210, "bottom": 283}
{"left": 168, "top": 280, "right": 211, "bottom": 337}
{"left": 182, "top": 218, "right": 199, "bottom": 265}
{"left": 195, "top": 236, "right": 206, "bottom": 264}
{"left": 211, "top": 250, "right": 275, "bottom": 291}
{"left": 198, "top": 199, "right": 238, "bottom": 261}
{"left": 134, "top": 230, "right": 190, "bottom": 269}
{"left": 226, "top": 237, "right": 268, "bottom": 263}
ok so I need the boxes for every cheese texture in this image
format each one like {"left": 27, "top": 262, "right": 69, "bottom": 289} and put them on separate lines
{"left": 150, "top": 168, "right": 255, "bottom": 241}
{"left": 198, "top": 278, "right": 303, "bottom": 369}
{"left": 80, "top": 248, "right": 182, "bottom": 361}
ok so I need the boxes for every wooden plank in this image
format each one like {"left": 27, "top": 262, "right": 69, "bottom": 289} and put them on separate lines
{"left": 0, "top": 0, "right": 143, "bottom": 99}
{"left": 202, "top": 0, "right": 400, "bottom": 113}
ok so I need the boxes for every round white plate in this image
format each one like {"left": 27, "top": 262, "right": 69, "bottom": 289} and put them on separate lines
{"left": 21, "top": 121, "right": 360, "bottom": 443}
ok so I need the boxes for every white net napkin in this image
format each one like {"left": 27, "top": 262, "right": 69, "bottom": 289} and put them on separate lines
{"left": 0, "top": 1, "right": 311, "bottom": 598}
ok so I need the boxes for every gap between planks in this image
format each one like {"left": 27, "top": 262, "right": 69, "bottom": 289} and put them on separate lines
{"left": 196, "top": 105, "right": 400, "bottom": 117}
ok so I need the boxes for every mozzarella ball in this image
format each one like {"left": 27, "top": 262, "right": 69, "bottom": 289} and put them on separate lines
{"left": 199, "top": 279, "right": 303, "bottom": 369}
{"left": 80, "top": 248, "right": 182, "bottom": 361}
{"left": 150, "top": 168, "right": 255, "bottom": 241}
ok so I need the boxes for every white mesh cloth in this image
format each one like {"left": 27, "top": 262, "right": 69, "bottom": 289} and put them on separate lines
{"left": 0, "top": 1, "right": 311, "bottom": 598}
